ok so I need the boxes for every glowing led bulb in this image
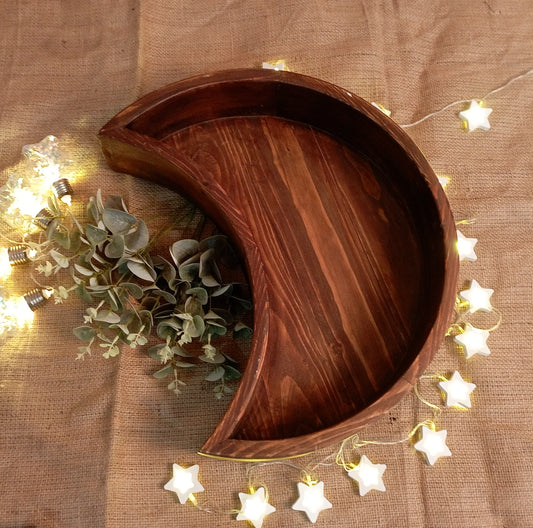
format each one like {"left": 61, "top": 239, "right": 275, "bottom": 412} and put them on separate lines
{"left": 0, "top": 246, "right": 36, "bottom": 279}
{"left": 347, "top": 455, "right": 386, "bottom": 496}
{"left": 454, "top": 323, "right": 491, "bottom": 359}
{"left": 437, "top": 371, "right": 476, "bottom": 408}
{"left": 456, "top": 230, "right": 478, "bottom": 262}
{"left": 237, "top": 487, "right": 276, "bottom": 528}
{"left": 413, "top": 425, "right": 451, "bottom": 465}
{"left": 459, "top": 279, "right": 494, "bottom": 313}
{"left": 459, "top": 100, "right": 493, "bottom": 131}
{"left": 163, "top": 463, "right": 204, "bottom": 504}
{"left": 262, "top": 59, "right": 287, "bottom": 71}
{"left": 22, "top": 135, "right": 74, "bottom": 204}
{"left": 292, "top": 480, "right": 332, "bottom": 523}
{"left": 8, "top": 188, "right": 47, "bottom": 217}
{"left": 0, "top": 249, "right": 11, "bottom": 279}
{"left": 0, "top": 288, "right": 52, "bottom": 336}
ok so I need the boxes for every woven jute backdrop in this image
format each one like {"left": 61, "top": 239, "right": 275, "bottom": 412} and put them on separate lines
{"left": 1, "top": 1, "right": 532, "bottom": 527}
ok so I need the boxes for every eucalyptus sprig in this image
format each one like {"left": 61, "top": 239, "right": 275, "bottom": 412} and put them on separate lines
{"left": 31, "top": 190, "right": 252, "bottom": 397}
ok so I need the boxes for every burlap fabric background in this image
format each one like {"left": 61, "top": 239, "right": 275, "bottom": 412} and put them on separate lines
{"left": 1, "top": 1, "right": 532, "bottom": 527}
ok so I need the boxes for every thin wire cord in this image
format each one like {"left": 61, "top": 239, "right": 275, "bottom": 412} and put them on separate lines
{"left": 399, "top": 67, "right": 533, "bottom": 128}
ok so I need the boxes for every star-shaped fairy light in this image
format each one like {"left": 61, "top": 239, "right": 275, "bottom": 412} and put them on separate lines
{"left": 454, "top": 323, "right": 491, "bottom": 359}
{"left": 237, "top": 487, "right": 276, "bottom": 528}
{"left": 292, "top": 480, "right": 333, "bottom": 523}
{"left": 459, "top": 100, "right": 493, "bottom": 131}
{"left": 456, "top": 230, "right": 478, "bottom": 262}
{"left": 437, "top": 371, "right": 476, "bottom": 409}
{"left": 262, "top": 59, "right": 287, "bottom": 71}
{"left": 371, "top": 102, "right": 392, "bottom": 117}
{"left": 413, "top": 426, "right": 452, "bottom": 466}
{"left": 459, "top": 279, "right": 494, "bottom": 313}
{"left": 437, "top": 175, "right": 450, "bottom": 189}
{"left": 164, "top": 463, "right": 205, "bottom": 504}
{"left": 347, "top": 455, "right": 386, "bottom": 496}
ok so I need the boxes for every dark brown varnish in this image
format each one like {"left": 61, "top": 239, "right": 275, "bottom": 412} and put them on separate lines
{"left": 99, "top": 69, "right": 458, "bottom": 460}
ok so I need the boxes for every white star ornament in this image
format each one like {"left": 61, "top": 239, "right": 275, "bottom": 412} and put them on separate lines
{"left": 164, "top": 463, "right": 205, "bottom": 504}
{"left": 454, "top": 323, "right": 491, "bottom": 359}
{"left": 414, "top": 426, "right": 452, "bottom": 465}
{"left": 237, "top": 487, "right": 276, "bottom": 528}
{"left": 438, "top": 371, "right": 476, "bottom": 408}
{"left": 459, "top": 100, "right": 493, "bottom": 131}
{"left": 459, "top": 279, "right": 494, "bottom": 313}
{"left": 292, "top": 480, "right": 333, "bottom": 523}
{"left": 347, "top": 455, "right": 386, "bottom": 496}
{"left": 456, "top": 230, "right": 478, "bottom": 262}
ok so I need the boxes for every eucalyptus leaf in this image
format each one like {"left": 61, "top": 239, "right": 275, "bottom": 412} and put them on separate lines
{"left": 50, "top": 249, "right": 69, "bottom": 268}
{"left": 153, "top": 256, "right": 177, "bottom": 283}
{"left": 223, "top": 365, "right": 242, "bottom": 380}
{"left": 126, "top": 260, "right": 156, "bottom": 282}
{"left": 153, "top": 364, "right": 173, "bottom": 379}
{"left": 211, "top": 284, "right": 233, "bottom": 297}
{"left": 234, "top": 322, "right": 253, "bottom": 338}
{"left": 148, "top": 343, "right": 167, "bottom": 361}
{"left": 51, "top": 229, "right": 71, "bottom": 250}
{"left": 73, "top": 326, "right": 95, "bottom": 342}
{"left": 94, "top": 310, "right": 121, "bottom": 324}
{"left": 86, "top": 224, "right": 108, "bottom": 246}
{"left": 104, "top": 235, "right": 125, "bottom": 259}
{"left": 96, "top": 189, "right": 105, "bottom": 213}
{"left": 205, "top": 366, "right": 225, "bottom": 381}
{"left": 175, "top": 360, "right": 196, "bottom": 368}
{"left": 170, "top": 239, "right": 199, "bottom": 266}
{"left": 171, "top": 345, "right": 194, "bottom": 358}
{"left": 185, "top": 287, "right": 209, "bottom": 305}
{"left": 122, "top": 282, "right": 143, "bottom": 299}
{"left": 199, "top": 352, "right": 226, "bottom": 364}
{"left": 184, "top": 296, "right": 203, "bottom": 316}
{"left": 199, "top": 235, "right": 227, "bottom": 252}
{"left": 124, "top": 219, "right": 149, "bottom": 251}
{"left": 74, "top": 263, "right": 93, "bottom": 277}
{"left": 75, "top": 284, "right": 93, "bottom": 303}
{"left": 179, "top": 263, "right": 200, "bottom": 281}
{"left": 87, "top": 198, "right": 99, "bottom": 223}
{"left": 102, "top": 208, "right": 136, "bottom": 234}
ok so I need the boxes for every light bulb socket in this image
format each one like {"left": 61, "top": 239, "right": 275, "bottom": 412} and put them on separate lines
{"left": 52, "top": 178, "right": 73, "bottom": 202}
{"left": 23, "top": 289, "right": 51, "bottom": 311}
{"left": 7, "top": 245, "right": 30, "bottom": 265}
{"left": 33, "top": 208, "right": 55, "bottom": 230}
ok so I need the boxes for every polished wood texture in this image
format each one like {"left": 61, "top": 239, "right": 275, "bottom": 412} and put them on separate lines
{"left": 99, "top": 69, "right": 458, "bottom": 460}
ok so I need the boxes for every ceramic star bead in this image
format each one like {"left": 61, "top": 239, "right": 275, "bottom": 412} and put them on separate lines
{"left": 438, "top": 371, "right": 476, "bottom": 408}
{"left": 347, "top": 455, "right": 386, "bottom": 496}
{"left": 292, "top": 481, "right": 333, "bottom": 523}
{"left": 164, "top": 463, "right": 205, "bottom": 504}
{"left": 459, "top": 100, "right": 493, "bottom": 131}
{"left": 413, "top": 426, "right": 452, "bottom": 465}
{"left": 237, "top": 487, "right": 276, "bottom": 528}
{"left": 456, "top": 230, "right": 478, "bottom": 262}
{"left": 454, "top": 323, "right": 491, "bottom": 359}
{"left": 459, "top": 279, "right": 494, "bottom": 313}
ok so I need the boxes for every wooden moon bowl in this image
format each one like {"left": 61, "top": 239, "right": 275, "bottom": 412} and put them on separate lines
{"left": 99, "top": 69, "right": 458, "bottom": 460}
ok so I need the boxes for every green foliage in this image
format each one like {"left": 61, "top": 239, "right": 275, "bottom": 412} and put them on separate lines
{"left": 30, "top": 189, "right": 252, "bottom": 398}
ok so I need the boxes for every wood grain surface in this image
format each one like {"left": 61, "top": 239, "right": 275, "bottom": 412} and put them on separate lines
{"left": 99, "top": 69, "right": 458, "bottom": 459}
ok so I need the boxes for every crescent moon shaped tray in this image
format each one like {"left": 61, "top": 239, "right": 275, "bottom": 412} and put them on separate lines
{"left": 99, "top": 69, "right": 458, "bottom": 460}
